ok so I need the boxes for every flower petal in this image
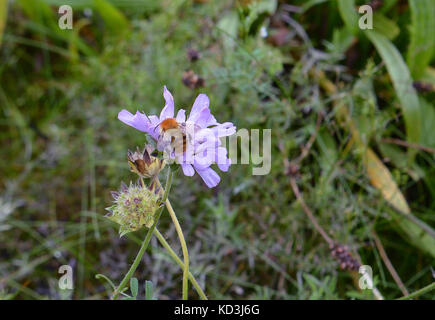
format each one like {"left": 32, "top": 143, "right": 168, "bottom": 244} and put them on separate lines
{"left": 192, "top": 129, "right": 219, "bottom": 164}
{"left": 212, "top": 122, "right": 236, "bottom": 137}
{"left": 193, "top": 150, "right": 215, "bottom": 170}
{"left": 181, "top": 163, "right": 195, "bottom": 176}
{"left": 176, "top": 109, "right": 186, "bottom": 123}
{"left": 216, "top": 147, "right": 231, "bottom": 172}
{"left": 189, "top": 94, "right": 209, "bottom": 122}
{"left": 196, "top": 167, "right": 220, "bottom": 188}
{"left": 147, "top": 115, "right": 160, "bottom": 140}
{"left": 195, "top": 107, "right": 213, "bottom": 128}
{"left": 118, "top": 109, "right": 150, "bottom": 132}
{"left": 160, "top": 86, "right": 175, "bottom": 120}
{"left": 205, "top": 114, "right": 218, "bottom": 127}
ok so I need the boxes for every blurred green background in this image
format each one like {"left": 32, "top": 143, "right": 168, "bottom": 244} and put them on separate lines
{"left": 0, "top": 0, "right": 434, "bottom": 299}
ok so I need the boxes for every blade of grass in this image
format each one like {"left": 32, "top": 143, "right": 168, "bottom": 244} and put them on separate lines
{"left": 86, "top": 129, "right": 100, "bottom": 241}
{"left": 366, "top": 31, "right": 421, "bottom": 156}
{"left": 364, "top": 148, "right": 410, "bottom": 214}
{"left": 337, "top": 0, "right": 358, "bottom": 34}
{"left": 373, "top": 13, "right": 399, "bottom": 40}
{"left": 315, "top": 70, "right": 435, "bottom": 258}
{"left": 93, "top": 0, "right": 129, "bottom": 35}
{"left": 0, "top": 0, "right": 7, "bottom": 47}
{"left": 397, "top": 282, "right": 435, "bottom": 300}
{"left": 407, "top": 0, "right": 435, "bottom": 79}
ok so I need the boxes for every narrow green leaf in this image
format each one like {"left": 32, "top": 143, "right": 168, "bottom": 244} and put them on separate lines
{"left": 301, "top": 0, "right": 329, "bottom": 13}
{"left": 379, "top": 0, "right": 398, "bottom": 13}
{"left": 41, "top": 0, "right": 160, "bottom": 13}
{"left": 0, "top": 0, "right": 7, "bottom": 47}
{"left": 130, "top": 277, "right": 138, "bottom": 298}
{"left": 145, "top": 280, "right": 153, "bottom": 300}
{"left": 419, "top": 98, "right": 435, "bottom": 149}
{"left": 364, "top": 149, "right": 435, "bottom": 258}
{"left": 373, "top": 13, "right": 399, "bottom": 40}
{"left": 420, "top": 67, "right": 435, "bottom": 86}
{"left": 330, "top": 27, "right": 355, "bottom": 54}
{"left": 366, "top": 31, "right": 421, "bottom": 149}
{"left": 389, "top": 209, "right": 435, "bottom": 259}
{"left": 95, "top": 273, "right": 116, "bottom": 290}
{"left": 398, "top": 282, "right": 435, "bottom": 300}
{"left": 217, "top": 11, "right": 239, "bottom": 50}
{"left": 93, "top": 0, "right": 129, "bottom": 35}
{"left": 407, "top": 0, "right": 435, "bottom": 79}
{"left": 337, "top": 0, "right": 358, "bottom": 34}
{"left": 17, "top": 0, "right": 56, "bottom": 24}
{"left": 364, "top": 149, "right": 410, "bottom": 214}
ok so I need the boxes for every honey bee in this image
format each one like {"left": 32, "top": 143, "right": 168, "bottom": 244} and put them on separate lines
{"left": 156, "top": 118, "right": 200, "bottom": 158}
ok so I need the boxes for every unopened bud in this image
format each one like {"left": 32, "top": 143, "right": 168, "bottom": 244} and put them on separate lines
{"left": 128, "top": 145, "right": 164, "bottom": 178}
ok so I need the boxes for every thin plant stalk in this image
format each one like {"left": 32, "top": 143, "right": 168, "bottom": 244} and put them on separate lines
{"left": 154, "top": 228, "right": 207, "bottom": 300}
{"left": 165, "top": 196, "right": 189, "bottom": 300}
{"left": 155, "top": 174, "right": 190, "bottom": 300}
{"left": 111, "top": 170, "right": 173, "bottom": 300}
{"left": 398, "top": 282, "right": 435, "bottom": 300}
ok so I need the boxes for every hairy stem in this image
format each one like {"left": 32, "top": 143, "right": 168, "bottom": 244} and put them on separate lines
{"left": 154, "top": 172, "right": 190, "bottom": 300}
{"left": 154, "top": 228, "right": 207, "bottom": 300}
{"left": 165, "top": 197, "right": 189, "bottom": 299}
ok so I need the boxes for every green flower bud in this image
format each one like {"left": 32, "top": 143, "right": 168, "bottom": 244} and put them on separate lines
{"left": 105, "top": 181, "right": 162, "bottom": 237}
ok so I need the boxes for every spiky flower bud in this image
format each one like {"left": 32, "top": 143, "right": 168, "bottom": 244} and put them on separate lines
{"left": 128, "top": 145, "right": 165, "bottom": 178}
{"left": 106, "top": 181, "right": 162, "bottom": 237}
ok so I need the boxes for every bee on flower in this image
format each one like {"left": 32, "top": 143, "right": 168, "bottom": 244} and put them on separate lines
{"left": 118, "top": 86, "right": 236, "bottom": 187}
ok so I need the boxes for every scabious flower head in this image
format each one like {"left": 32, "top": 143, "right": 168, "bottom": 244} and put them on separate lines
{"left": 118, "top": 86, "right": 236, "bottom": 188}
{"left": 105, "top": 182, "right": 161, "bottom": 237}
{"left": 127, "top": 145, "right": 164, "bottom": 178}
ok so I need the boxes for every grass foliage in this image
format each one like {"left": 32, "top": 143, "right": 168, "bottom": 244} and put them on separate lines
{"left": 0, "top": 0, "right": 434, "bottom": 299}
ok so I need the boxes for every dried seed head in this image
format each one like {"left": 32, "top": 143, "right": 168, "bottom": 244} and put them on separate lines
{"left": 182, "top": 70, "right": 205, "bottom": 89}
{"left": 187, "top": 48, "right": 200, "bottom": 62}
{"left": 105, "top": 182, "right": 162, "bottom": 237}
{"left": 128, "top": 145, "right": 164, "bottom": 178}
{"left": 330, "top": 243, "right": 360, "bottom": 271}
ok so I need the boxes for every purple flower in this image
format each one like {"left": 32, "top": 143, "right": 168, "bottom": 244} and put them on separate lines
{"left": 118, "top": 86, "right": 236, "bottom": 188}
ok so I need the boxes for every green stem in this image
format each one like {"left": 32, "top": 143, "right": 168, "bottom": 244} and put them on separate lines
{"left": 397, "top": 282, "right": 435, "bottom": 300}
{"left": 95, "top": 274, "right": 116, "bottom": 291}
{"left": 154, "top": 228, "right": 207, "bottom": 300}
{"left": 111, "top": 171, "right": 172, "bottom": 300}
{"left": 165, "top": 197, "right": 189, "bottom": 300}
{"left": 154, "top": 173, "right": 190, "bottom": 300}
